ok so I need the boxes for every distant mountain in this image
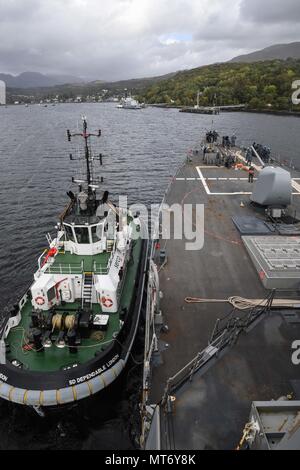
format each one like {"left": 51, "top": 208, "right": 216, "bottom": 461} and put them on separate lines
{"left": 230, "top": 42, "right": 300, "bottom": 63}
{"left": 6, "top": 72, "right": 176, "bottom": 98}
{"left": 0, "top": 71, "right": 84, "bottom": 88}
{"left": 90, "top": 72, "right": 177, "bottom": 91}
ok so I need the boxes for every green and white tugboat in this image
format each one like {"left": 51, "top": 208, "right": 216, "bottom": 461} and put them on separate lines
{"left": 0, "top": 117, "right": 148, "bottom": 408}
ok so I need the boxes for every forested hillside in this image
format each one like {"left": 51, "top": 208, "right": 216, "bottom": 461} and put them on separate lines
{"left": 138, "top": 59, "right": 300, "bottom": 110}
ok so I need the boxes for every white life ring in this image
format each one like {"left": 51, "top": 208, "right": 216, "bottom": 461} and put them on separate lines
{"left": 35, "top": 296, "right": 45, "bottom": 306}
{"left": 101, "top": 296, "right": 113, "bottom": 308}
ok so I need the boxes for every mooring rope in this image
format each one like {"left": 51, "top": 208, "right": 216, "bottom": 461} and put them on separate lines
{"left": 185, "top": 296, "right": 300, "bottom": 311}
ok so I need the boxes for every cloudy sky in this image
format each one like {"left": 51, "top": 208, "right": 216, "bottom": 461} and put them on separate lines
{"left": 0, "top": 0, "right": 299, "bottom": 81}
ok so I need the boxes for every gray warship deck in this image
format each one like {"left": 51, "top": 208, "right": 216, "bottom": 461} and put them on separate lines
{"left": 146, "top": 148, "right": 300, "bottom": 450}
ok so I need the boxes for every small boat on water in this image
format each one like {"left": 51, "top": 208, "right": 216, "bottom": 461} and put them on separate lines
{"left": 117, "top": 96, "right": 143, "bottom": 109}
{"left": 0, "top": 117, "right": 148, "bottom": 409}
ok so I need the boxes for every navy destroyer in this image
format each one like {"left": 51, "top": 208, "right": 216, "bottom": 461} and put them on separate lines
{"left": 141, "top": 131, "right": 300, "bottom": 450}
{"left": 0, "top": 118, "right": 148, "bottom": 408}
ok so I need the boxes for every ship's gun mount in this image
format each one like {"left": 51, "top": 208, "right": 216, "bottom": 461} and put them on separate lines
{"left": 251, "top": 167, "right": 292, "bottom": 219}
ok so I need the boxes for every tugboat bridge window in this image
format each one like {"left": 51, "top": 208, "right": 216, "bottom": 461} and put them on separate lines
{"left": 91, "top": 224, "right": 103, "bottom": 242}
{"left": 47, "top": 286, "right": 56, "bottom": 302}
{"left": 64, "top": 224, "right": 75, "bottom": 242}
{"left": 75, "top": 226, "right": 90, "bottom": 244}
{"left": 64, "top": 223, "right": 104, "bottom": 244}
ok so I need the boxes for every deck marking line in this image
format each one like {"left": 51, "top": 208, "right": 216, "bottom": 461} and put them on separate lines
{"left": 209, "top": 192, "right": 252, "bottom": 196}
{"left": 196, "top": 167, "right": 211, "bottom": 194}
{"left": 197, "top": 165, "right": 219, "bottom": 169}
{"left": 292, "top": 180, "right": 300, "bottom": 193}
{"left": 242, "top": 178, "right": 258, "bottom": 181}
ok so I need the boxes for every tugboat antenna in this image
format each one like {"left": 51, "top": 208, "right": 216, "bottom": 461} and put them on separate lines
{"left": 67, "top": 116, "right": 101, "bottom": 194}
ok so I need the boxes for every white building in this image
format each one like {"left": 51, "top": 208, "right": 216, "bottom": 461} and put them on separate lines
{"left": 0, "top": 80, "right": 6, "bottom": 105}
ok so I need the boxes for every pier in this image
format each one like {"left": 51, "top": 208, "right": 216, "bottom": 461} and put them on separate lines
{"left": 180, "top": 104, "right": 246, "bottom": 114}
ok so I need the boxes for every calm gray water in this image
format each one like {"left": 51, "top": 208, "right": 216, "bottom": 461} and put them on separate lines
{"left": 0, "top": 103, "right": 299, "bottom": 449}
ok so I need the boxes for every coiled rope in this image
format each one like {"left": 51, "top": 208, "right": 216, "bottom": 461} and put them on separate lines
{"left": 52, "top": 313, "right": 63, "bottom": 331}
{"left": 65, "top": 314, "right": 75, "bottom": 331}
{"left": 185, "top": 296, "right": 300, "bottom": 311}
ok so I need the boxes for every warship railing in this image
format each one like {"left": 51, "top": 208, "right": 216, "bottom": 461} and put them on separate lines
{"left": 161, "top": 290, "right": 275, "bottom": 407}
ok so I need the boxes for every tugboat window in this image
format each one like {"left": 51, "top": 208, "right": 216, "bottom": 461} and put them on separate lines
{"left": 91, "top": 224, "right": 103, "bottom": 242}
{"left": 75, "top": 226, "right": 90, "bottom": 244}
{"left": 47, "top": 286, "right": 56, "bottom": 302}
{"left": 65, "top": 224, "right": 75, "bottom": 242}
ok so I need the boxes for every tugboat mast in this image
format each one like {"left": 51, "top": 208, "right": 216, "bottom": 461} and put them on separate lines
{"left": 83, "top": 118, "right": 92, "bottom": 189}
{"left": 67, "top": 117, "right": 101, "bottom": 195}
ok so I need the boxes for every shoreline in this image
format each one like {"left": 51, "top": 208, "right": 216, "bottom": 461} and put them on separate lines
{"left": 239, "top": 108, "right": 300, "bottom": 117}
{"left": 3, "top": 101, "right": 300, "bottom": 118}
{"left": 148, "top": 103, "right": 300, "bottom": 117}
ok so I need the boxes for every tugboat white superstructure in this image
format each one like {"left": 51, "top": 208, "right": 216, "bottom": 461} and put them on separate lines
{"left": 0, "top": 118, "right": 148, "bottom": 408}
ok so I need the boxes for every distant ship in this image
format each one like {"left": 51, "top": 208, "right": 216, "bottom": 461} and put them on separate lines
{"left": 117, "top": 96, "right": 143, "bottom": 109}
{"left": 0, "top": 117, "right": 148, "bottom": 410}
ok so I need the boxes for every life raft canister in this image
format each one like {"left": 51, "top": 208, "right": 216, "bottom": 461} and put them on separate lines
{"left": 101, "top": 296, "right": 113, "bottom": 308}
{"left": 35, "top": 296, "right": 45, "bottom": 306}
{"left": 42, "top": 247, "right": 58, "bottom": 267}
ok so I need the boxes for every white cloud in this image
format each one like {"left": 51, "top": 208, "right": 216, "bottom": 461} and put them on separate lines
{"left": 0, "top": 0, "right": 299, "bottom": 80}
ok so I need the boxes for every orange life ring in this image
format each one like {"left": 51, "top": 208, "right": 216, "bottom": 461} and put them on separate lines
{"left": 101, "top": 296, "right": 113, "bottom": 308}
{"left": 35, "top": 296, "right": 45, "bottom": 306}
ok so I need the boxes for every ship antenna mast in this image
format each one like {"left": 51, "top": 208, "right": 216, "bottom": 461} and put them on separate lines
{"left": 67, "top": 116, "right": 102, "bottom": 194}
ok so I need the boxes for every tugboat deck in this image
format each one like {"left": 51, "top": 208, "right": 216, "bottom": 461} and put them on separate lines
{"left": 148, "top": 149, "right": 300, "bottom": 449}
{"left": 6, "top": 237, "right": 143, "bottom": 372}
{"left": 6, "top": 301, "right": 119, "bottom": 371}
{"left": 46, "top": 250, "right": 111, "bottom": 274}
